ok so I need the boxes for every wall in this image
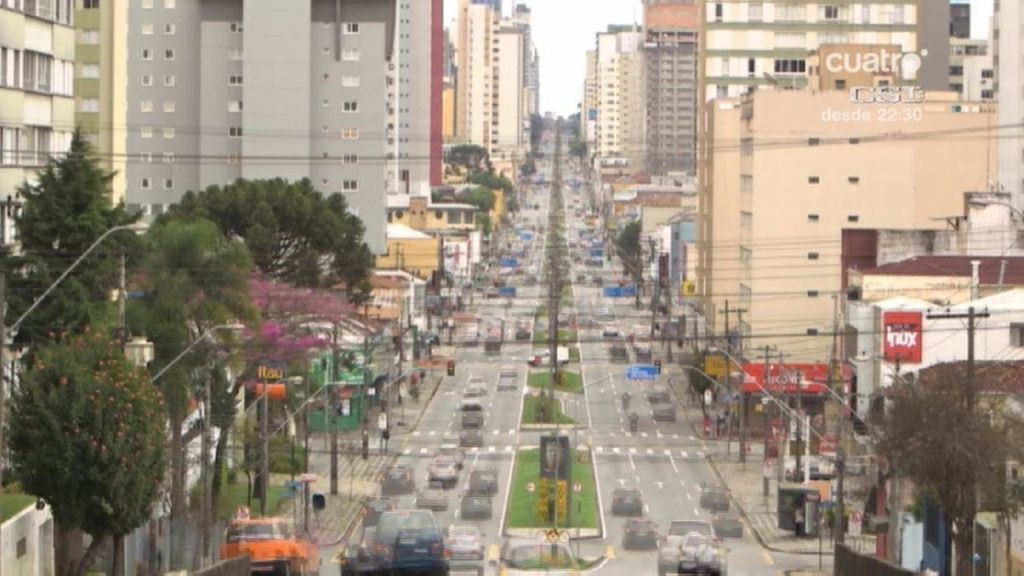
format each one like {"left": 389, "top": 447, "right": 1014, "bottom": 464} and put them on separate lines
{"left": 834, "top": 542, "right": 918, "bottom": 576}
{"left": 0, "top": 504, "right": 54, "bottom": 576}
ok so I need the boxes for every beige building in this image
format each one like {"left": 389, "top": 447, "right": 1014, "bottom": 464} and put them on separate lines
{"left": 493, "top": 24, "right": 525, "bottom": 164}
{"left": 581, "top": 49, "right": 597, "bottom": 147}
{"left": 594, "top": 25, "right": 645, "bottom": 175}
{"left": 0, "top": 1, "right": 77, "bottom": 243}
{"left": 700, "top": 88, "right": 997, "bottom": 361}
{"left": 950, "top": 37, "right": 994, "bottom": 102}
{"left": 454, "top": 0, "right": 497, "bottom": 148}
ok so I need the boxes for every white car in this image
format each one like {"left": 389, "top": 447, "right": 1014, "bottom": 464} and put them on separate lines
{"left": 602, "top": 324, "right": 620, "bottom": 338}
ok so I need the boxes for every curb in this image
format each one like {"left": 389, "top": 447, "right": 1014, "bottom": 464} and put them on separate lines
{"left": 666, "top": 368, "right": 831, "bottom": 558}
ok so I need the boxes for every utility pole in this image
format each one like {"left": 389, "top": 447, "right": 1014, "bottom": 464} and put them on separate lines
{"left": 200, "top": 365, "right": 212, "bottom": 567}
{"left": 759, "top": 345, "right": 776, "bottom": 497}
{"left": 777, "top": 351, "right": 786, "bottom": 487}
{"left": 830, "top": 293, "right": 845, "bottom": 542}
{"left": 330, "top": 327, "right": 339, "bottom": 495}
{"left": 0, "top": 275, "right": 6, "bottom": 576}
{"left": 735, "top": 308, "right": 746, "bottom": 360}
{"left": 260, "top": 387, "right": 270, "bottom": 515}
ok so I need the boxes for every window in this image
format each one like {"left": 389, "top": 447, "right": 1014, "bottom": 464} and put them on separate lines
{"left": 141, "top": 48, "right": 152, "bottom": 60}
{"left": 81, "top": 64, "right": 99, "bottom": 78}
{"left": 163, "top": 0, "right": 175, "bottom": 7}
{"left": 808, "top": 252, "right": 820, "bottom": 260}
{"left": 342, "top": 75, "right": 360, "bottom": 87}
{"left": 164, "top": 23, "right": 175, "bottom": 34}
{"left": 342, "top": 128, "right": 359, "bottom": 140}
{"left": 229, "top": 75, "right": 243, "bottom": 85}
{"left": 823, "top": 5, "right": 839, "bottom": 20}
{"left": 834, "top": 79, "right": 847, "bottom": 90}
{"left": 141, "top": 23, "right": 154, "bottom": 35}
{"left": 343, "top": 154, "right": 358, "bottom": 164}
{"left": 342, "top": 49, "right": 361, "bottom": 61}
{"left": 84, "top": 0, "right": 100, "bottom": 7}
{"left": 713, "top": 3, "right": 722, "bottom": 22}
{"left": 773, "top": 59, "right": 806, "bottom": 74}
{"left": 163, "top": 74, "right": 175, "bottom": 86}
{"left": 808, "top": 176, "right": 820, "bottom": 184}
{"left": 162, "top": 100, "right": 175, "bottom": 112}
{"left": 808, "top": 138, "right": 820, "bottom": 146}
{"left": 949, "top": 65, "right": 964, "bottom": 76}
{"left": 848, "top": 215, "right": 860, "bottom": 223}
{"left": 140, "top": 100, "right": 153, "bottom": 112}
{"left": 849, "top": 138, "right": 860, "bottom": 145}
{"left": 141, "top": 74, "right": 153, "bottom": 86}
{"left": 321, "top": 99, "right": 329, "bottom": 108}
{"left": 229, "top": 126, "right": 243, "bottom": 138}
{"left": 982, "top": 69, "right": 994, "bottom": 79}
{"left": 806, "top": 328, "right": 820, "bottom": 336}
{"left": 142, "top": 0, "right": 153, "bottom": 7}
{"left": 163, "top": 127, "right": 175, "bottom": 139}
{"left": 807, "top": 290, "right": 820, "bottom": 298}
{"left": 343, "top": 22, "right": 360, "bottom": 34}
{"left": 343, "top": 101, "right": 358, "bottom": 112}
{"left": 141, "top": 126, "right": 153, "bottom": 138}
{"left": 80, "top": 29, "right": 100, "bottom": 44}
{"left": 848, "top": 176, "right": 860, "bottom": 184}
{"left": 141, "top": 178, "right": 151, "bottom": 189}
{"left": 163, "top": 178, "right": 173, "bottom": 189}
{"left": 740, "top": 175, "right": 753, "bottom": 192}
{"left": 228, "top": 100, "right": 243, "bottom": 112}
{"left": 807, "top": 214, "right": 820, "bottom": 222}
{"left": 229, "top": 22, "right": 243, "bottom": 32}
{"left": 78, "top": 98, "right": 99, "bottom": 112}
{"left": 342, "top": 180, "right": 358, "bottom": 191}
{"left": 163, "top": 49, "right": 175, "bottom": 60}
{"left": 982, "top": 89, "right": 994, "bottom": 100}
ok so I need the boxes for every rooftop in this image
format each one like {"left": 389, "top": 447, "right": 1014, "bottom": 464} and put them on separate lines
{"left": 861, "top": 256, "right": 1024, "bottom": 285}
{"left": 386, "top": 224, "right": 431, "bottom": 240}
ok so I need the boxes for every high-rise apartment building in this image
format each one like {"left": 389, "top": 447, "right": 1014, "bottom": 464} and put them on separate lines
{"left": 581, "top": 49, "right": 597, "bottom": 146}
{"left": 454, "top": 0, "right": 497, "bottom": 148}
{"left": 512, "top": 4, "right": 538, "bottom": 117}
{"left": 0, "top": 0, "right": 77, "bottom": 243}
{"left": 996, "top": 0, "right": 1024, "bottom": 207}
{"left": 702, "top": 1, "right": 949, "bottom": 101}
{"left": 594, "top": 25, "right": 645, "bottom": 174}
{"left": 493, "top": 23, "right": 524, "bottom": 162}
{"left": 950, "top": 37, "right": 994, "bottom": 102}
{"left": 122, "top": 0, "right": 441, "bottom": 254}
{"left": 643, "top": 0, "right": 698, "bottom": 176}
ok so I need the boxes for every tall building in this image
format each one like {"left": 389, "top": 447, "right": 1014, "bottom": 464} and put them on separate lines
{"left": 581, "top": 49, "right": 598, "bottom": 146}
{"left": 454, "top": 0, "right": 497, "bottom": 148}
{"left": 702, "top": 1, "right": 949, "bottom": 101}
{"left": 0, "top": 0, "right": 77, "bottom": 244}
{"left": 950, "top": 37, "right": 994, "bottom": 101}
{"left": 74, "top": 0, "right": 128, "bottom": 204}
{"left": 950, "top": 1, "right": 971, "bottom": 40}
{"left": 700, "top": 85, "right": 996, "bottom": 361}
{"left": 594, "top": 25, "right": 645, "bottom": 174}
{"left": 643, "top": 0, "right": 698, "bottom": 176}
{"left": 493, "top": 24, "right": 525, "bottom": 163}
{"left": 512, "top": 4, "right": 539, "bottom": 117}
{"left": 996, "top": 0, "right": 1024, "bottom": 207}
{"left": 123, "top": 0, "right": 441, "bottom": 254}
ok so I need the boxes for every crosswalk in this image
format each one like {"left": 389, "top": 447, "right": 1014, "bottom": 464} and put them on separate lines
{"left": 593, "top": 446, "right": 706, "bottom": 459}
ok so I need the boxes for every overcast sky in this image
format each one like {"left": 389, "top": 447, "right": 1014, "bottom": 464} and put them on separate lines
{"left": 443, "top": 0, "right": 995, "bottom": 116}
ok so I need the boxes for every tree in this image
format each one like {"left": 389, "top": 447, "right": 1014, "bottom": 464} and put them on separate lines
{"left": 456, "top": 187, "right": 496, "bottom": 213}
{"left": 529, "top": 114, "right": 544, "bottom": 154}
{"left": 1, "top": 131, "right": 137, "bottom": 351}
{"left": 446, "top": 144, "right": 491, "bottom": 175}
{"left": 877, "top": 362, "right": 1024, "bottom": 576}
{"left": 165, "top": 178, "right": 373, "bottom": 301}
{"left": 569, "top": 140, "right": 588, "bottom": 160}
{"left": 130, "top": 218, "right": 254, "bottom": 565}
{"left": 616, "top": 221, "right": 641, "bottom": 280}
{"left": 6, "top": 331, "right": 166, "bottom": 576}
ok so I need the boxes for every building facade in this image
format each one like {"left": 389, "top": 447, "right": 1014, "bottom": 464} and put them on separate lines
{"left": 996, "top": 0, "right": 1024, "bottom": 208}
{"left": 950, "top": 37, "right": 994, "bottom": 101}
{"left": 123, "top": 0, "right": 427, "bottom": 253}
{"left": 493, "top": 23, "right": 524, "bottom": 165}
{"left": 643, "top": 0, "right": 699, "bottom": 176}
{"left": 0, "top": 0, "right": 76, "bottom": 244}
{"left": 580, "top": 49, "right": 597, "bottom": 146}
{"left": 701, "top": 89, "right": 996, "bottom": 361}
{"left": 454, "top": 0, "right": 497, "bottom": 149}
{"left": 594, "top": 25, "right": 645, "bottom": 175}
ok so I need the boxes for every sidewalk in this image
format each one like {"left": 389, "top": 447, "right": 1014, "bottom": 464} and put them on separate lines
{"left": 663, "top": 365, "right": 874, "bottom": 557}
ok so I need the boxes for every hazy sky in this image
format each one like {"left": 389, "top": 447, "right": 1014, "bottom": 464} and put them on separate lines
{"left": 443, "top": 0, "right": 995, "bottom": 116}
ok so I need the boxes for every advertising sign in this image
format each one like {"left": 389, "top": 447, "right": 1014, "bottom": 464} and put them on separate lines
{"left": 882, "top": 311, "right": 923, "bottom": 364}
{"left": 539, "top": 436, "right": 571, "bottom": 480}
{"left": 704, "top": 354, "right": 727, "bottom": 378}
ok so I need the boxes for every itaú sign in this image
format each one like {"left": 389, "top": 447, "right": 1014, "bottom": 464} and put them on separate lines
{"left": 883, "top": 311, "right": 923, "bottom": 364}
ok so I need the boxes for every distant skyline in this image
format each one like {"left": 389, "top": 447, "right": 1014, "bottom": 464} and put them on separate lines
{"left": 443, "top": 0, "right": 995, "bottom": 116}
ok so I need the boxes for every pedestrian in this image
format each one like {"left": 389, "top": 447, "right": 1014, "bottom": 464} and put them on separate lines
{"left": 381, "top": 428, "right": 390, "bottom": 454}
{"left": 794, "top": 508, "right": 805, "bottom": 538}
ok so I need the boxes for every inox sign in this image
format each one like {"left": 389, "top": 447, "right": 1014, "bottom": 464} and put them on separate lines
{"left": 883, "top": 311, "right": 923, "bottom": 364}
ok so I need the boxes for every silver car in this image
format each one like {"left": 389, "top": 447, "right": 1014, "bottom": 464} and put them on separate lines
{"left": 446, "top": 525, "right": 485, "bottom": 575}
{"left": 427, "top": 456, "right": 460, "bottom": 490}
{"left": 415, "top": 489, "right": 449, "bottom": 512}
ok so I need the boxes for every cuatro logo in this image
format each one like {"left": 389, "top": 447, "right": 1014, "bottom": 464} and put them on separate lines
{"left": 824, "top": 48, "right": 928, "bottom": 80}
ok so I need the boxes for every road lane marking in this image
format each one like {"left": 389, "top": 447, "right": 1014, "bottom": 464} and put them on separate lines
{"left": 629, "top": 448, "right": 637, "bottom": 455}
{"left": 686, "top": 493, "right": 692, "bottom": 501}
{"left": 429, "top": 430, "right": 437, "bottom": 436}
{"left": 681, "top": 451, "right": 689, "bottom": 458}
{"left": 628, "top": 454, "right": 636, "bottom": 471}
{"left": 693, "top": 507, "right": 700, "bottom": 516}
{"left": 403, "top": 448, "right": 411, "bottom": 455}
{"left": 420, "top": 448, "right": 429, "bottom": 455}
{"left": 646, "top": 449, "right": 653, "bottom": 455}
{"left": 413, "top": 431, "right": 421, "bottom": 437}
{"left": 613, "top": 447, "right": 620, "bottom": 454}
{"left": 595, "top": 446, "right": 604, "bottom": 453}
{"left": 641, "top": 432, "right": 648, "bottom": 438}
{"left": 489, "top": 446, "right": 496, "bottom": 453}
{"left": 605, "top": 545, "right": 616, "bottom": 560}
{"left": 655, "top": 481, "right": 664, "bottom": 489}
{"left": 669, "top": 455, "right": 679, "bottom": 474}
{"left": 761, "top": 550, "right": 775, "bottom": 565}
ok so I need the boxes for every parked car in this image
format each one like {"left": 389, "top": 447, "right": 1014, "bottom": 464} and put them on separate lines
{"left": 712, "top": 513, "right": 744, "bottom": 539}
{"left": 464, "top": 378, "right": 488, "bottom": 398}
{"left": 699, "top": 485, "right": 731, "bottom": 512}
{"left": 341, "top": 510, "right": 448, "bottom": 576}
{"left": 652, "top": 402, "right": 677, "bottom": 423}
{"left": 380, "top": 465, "right": 416, "bottom": 497}
{"left": 622, "top": 518, "right": 660, "bottom": 550}
{"left": 634, "top": 344, "right": 653, "bottom": 363}
{"left": 459, "top": 428, "right": 484, "bottom": 448}
{"left": 427, "top": 456, "right": 460, "bottom": 490}
{"left": 459, "top": 492, "right": 493, "bottom": 520}
{"left": 415, "top": 489, "right": 450, "bottom": 512}
{"left": 460, "top": 399, "right": 485, "bottom": 429}
{"left": 468, "top": 469, "right": 499, "bottom": 496}
{"left": 609, "top": 342, "right": 629, "bottom": 364}
{"left": 445, "top": 525, "right": 486, "bottom": 576}
{"left": 602, "top": 324, "right": 620, "bottom": 338}
{"left": 611, "top": 487, "right": 644, "bottom": 516}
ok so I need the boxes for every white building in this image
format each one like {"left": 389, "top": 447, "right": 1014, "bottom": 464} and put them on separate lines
{"left": 454, "top": 0, "right": 497, "bottom": 149}
{"left": 493, "top": 23, "right": 525, "bottom": 163}
{"left": 996, "top": 0, "right": 1024, "bottom": 208}
{"left": 594, "top": 25, "right": 645, "bottom": 174}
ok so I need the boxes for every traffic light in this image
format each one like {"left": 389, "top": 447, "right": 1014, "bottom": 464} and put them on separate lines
{"left": 654, "top": 359, "right": 662, "bottom": 374}
{"left": 312, "top": 493, "right": 326, "bottom": 512}
{"left": 447, "top": 360, "right": 456, "bottom": 377}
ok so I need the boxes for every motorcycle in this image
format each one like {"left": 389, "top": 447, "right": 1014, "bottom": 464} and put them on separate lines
{"left": 621, "top": 392, "right": 631, "bottom": 411}
{"left": 629, "top": 412, "right": 639, "bottom": 433}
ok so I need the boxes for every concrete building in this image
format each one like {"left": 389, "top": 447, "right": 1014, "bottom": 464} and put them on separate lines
{"left": 0, "top": 503, "right": 54, "bottom": 576}
{"left": 996, "top": 0, "right": 1024, "bottom": 207}
{"left": 376, "top": 223, "right": 442, "bottom": 281}
{"left": 594, "top": 25, "right": 645, "bottom": 175}
{"left": 643, "top": 0, "right": 699, "bottom": 176}
{"left": 454, "top": 0, "right": 497, "bottom": 149}
{"left": 0, "top": 0, "right": 76, "bottom": 244}
{"left": 950, "top": 37, "right": 994, "bottom": 101}
{"left": 493, "top": 23, "right": 524, "bottom": 164}
{"left": 581, "top": 49, "right": 597, "bottom": 146}
{"left": 511, "top": 3, "right": 538, "bottom": 117}
{"left": 701, "top": 1, "right": 949, "bottom": 100}
{"left": 700, "top": 88, "right": 996, "bottom": 362}
{"left": 74, "top": 0, "right": 128, "bottom": 203}
{"left": 950, "top": 1, "right": 971, "bottom": 40}
{"left": 122, "top": 0, "right": 443, "bottom": 254}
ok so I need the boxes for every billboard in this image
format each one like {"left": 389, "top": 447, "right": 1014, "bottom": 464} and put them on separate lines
{"left": 883, "top": 311, "right": 923, "bottom": 364}
{"left": 539, "top": 436, "right": 571, "bottom": 480}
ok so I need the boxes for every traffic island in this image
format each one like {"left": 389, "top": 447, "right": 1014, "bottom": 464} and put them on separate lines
{"left": 520, "top": 393, "right": 579, "bottom": 429}
{"left": 503, "top": 447, "right": 602, "bottom": 539}
{"left": 527, "top": 371, "right": 583, "bottom": 394}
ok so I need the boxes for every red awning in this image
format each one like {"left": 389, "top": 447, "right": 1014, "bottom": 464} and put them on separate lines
{"left": 739, "top": 363, "right": 852, "bottom": 395}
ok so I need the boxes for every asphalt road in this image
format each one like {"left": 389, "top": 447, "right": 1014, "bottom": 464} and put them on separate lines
{"left": 318, "top": 135, "right": 827, "bottom": 575}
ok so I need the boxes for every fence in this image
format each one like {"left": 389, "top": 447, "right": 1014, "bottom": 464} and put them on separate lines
{"left": 194, "top": 556, "right": 249, "bottom": 576}
{"left": 835, "top": 543, "right": 920, "bottom": 576}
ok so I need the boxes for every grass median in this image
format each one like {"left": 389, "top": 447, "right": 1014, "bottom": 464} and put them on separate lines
{"left": 527, "top": 371, "right": 583, "bottom": 394}
{"left": 505, "top": 448, "right": 599, "bottom": 530}
{"left": 521, "top": 394, "right": 577, "bottom": 426}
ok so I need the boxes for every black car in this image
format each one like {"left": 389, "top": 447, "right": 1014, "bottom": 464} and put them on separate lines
{"left": 380, "top": 465, "right": 416, "bottom": 497}
{"left": 651, "top": 402, "right": 677, "bottom": 423}
{"left": 459, "top": 492, "right": 493, "bottom": 520}
{"left": 343, "top": 510, "right": 449, "bottom": 576}
{"left": 622, "top": 518, "right": 659, "bottom": 550}
{"left": 646, "top": 384, "right": 671, "bottom": 404}
{"left": 611, "top": 487, "right": 644, "bottom": 516}
{"left": 468, "top": 469, "right": 498, "bottom": 496}
{"left": 362, "top": 498, "right": 393, "bottom": 528}
{"left": 712, "top": 513, "right": 744, "bottom": 539}
{"left": 459, "top": 428, "right": 484, "bottom": 448}
{"left": 699, "top": 486, "right": 730, "bottom": 512}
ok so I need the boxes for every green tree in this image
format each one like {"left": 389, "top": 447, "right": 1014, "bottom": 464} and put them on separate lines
{"left": 616, "top": 221, "right": 641, "bottom": 281}
{"left": 165, "top": 178, "right": 373, "bottom": 301}
{"left": 2, "top": 132, "right": 137, "bottom": 350}
{"left": 130, "top": 218, "right": 255, "bottom": 561}
{"left": 456, "top": 187, "right": 496, "bottom": 213}
{"left": 468, "top": 171, "right": 514, "bottom": 196}
{"left": 529, "top": 114, "right": 544, "bottom": 154}
{"left": 446, "top": 144, "right": 491, "bottom": 175}
{"left": 6, "top": 331, "right": 166, "bottom": 576}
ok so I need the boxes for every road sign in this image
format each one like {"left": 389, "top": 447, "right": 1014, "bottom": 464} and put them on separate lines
{"left": 703, "top": 390, "right": 713, "bottom": 406}
{"left": 300, "top": 473, "right": 317, "bottom": 483}
{"left": 704, "top": 354, "right": 728, "bottom": 378}
{"left": 626, "top": 364, "right": 658, "bottom": 381}
{"left": 499, "top": 257, "right": 519, "bottom": 268}
{"left": 526, "top": 482, "right": 536, "bottom": 493}
{"left": 603, "top": 287, "right": 624, "bottom": 298}
{"left": 285, "top": 480, "right": 303, "bottom": 492}
{"left": 573, "top": 482, "right": 582, "bottom": 493}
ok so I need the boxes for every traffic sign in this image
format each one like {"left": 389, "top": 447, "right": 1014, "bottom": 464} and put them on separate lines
{"left": 573, "top": 482, "right": 582, "bottom": 493}
{"left": 703, "top": 390, "right": 713, "bottom": 406}
{"left": 526, "top": 482, "right": 536, "bottom": 493}
{"left": 300, "top": 473, "right": 317, "bottom": 483}
{"left": 626, "top": 364, "right": 658, "bottom": 381}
